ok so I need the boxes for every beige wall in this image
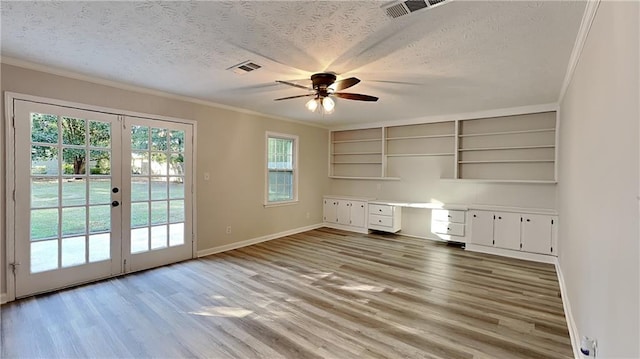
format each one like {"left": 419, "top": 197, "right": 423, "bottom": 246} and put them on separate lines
{"left": 558, "top": 1, "right": 639, "bottom": 357}
{"left": 1, "top": 63, "right": 330, "bottom": 294}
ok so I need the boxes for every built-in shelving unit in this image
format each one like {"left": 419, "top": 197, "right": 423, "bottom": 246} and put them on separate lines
{"left": 456, "top": 112, "right": 557, "bottom": 182}
{"left": 330, "top": 128, "right": 384, "bottom": 178}
{"left": 329, "top": 111, "right": 557, "bottom": 182}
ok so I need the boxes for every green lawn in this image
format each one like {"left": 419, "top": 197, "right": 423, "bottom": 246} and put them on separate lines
{"left": 30, "top": 179, "right": 185, "bottom": 240}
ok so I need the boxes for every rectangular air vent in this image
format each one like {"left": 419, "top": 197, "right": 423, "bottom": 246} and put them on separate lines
{"left": 227, "top": 61, "right": 262, "bottom": 75}
{"left": 382, "top": 0, "right": 448, "bottom": 19}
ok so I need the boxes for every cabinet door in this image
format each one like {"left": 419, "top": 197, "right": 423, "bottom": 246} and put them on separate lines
{"left": 521, "top": 214, "right": 553, "bottom": 254}
{"left": 493, "top": 212, "right": 521, "bottom": 250}
{"left": 323, "top": 199, "right": 338, "bottom": 223}
{"left": 470, "top": 211, "right": 494, "bottom": 246}
{"left": 350, "top": 201, "right": 367, "bottom": 228}
{"left": 336, "top": 201, "right": 351, "bottom": 225}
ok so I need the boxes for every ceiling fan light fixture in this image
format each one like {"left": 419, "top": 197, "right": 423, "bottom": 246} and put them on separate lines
{"left": 305, "top": 98, "right": 319, "bottom": 112}
{"left": 322, "top": 97, "right": 335, "bottom": 113}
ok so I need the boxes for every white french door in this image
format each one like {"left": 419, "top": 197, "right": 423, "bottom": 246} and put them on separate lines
{"left": 122, "top": 116, "right": 193, "bottom": 272}
{"left": 11, "top": 98, "right": 194, "bottom": 298}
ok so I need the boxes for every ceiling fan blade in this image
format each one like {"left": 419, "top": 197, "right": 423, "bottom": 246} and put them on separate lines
{"left": 274, "top": 94, "right": 316, "bottom": 101}
{"left": 276, "top": 80, "right": 313, "bottom": 91}
{"left": 333, "top": 92, "right": 379, "bottom": 102}
{"left": 330, "top": 77, "right": 360, "bottom": 91}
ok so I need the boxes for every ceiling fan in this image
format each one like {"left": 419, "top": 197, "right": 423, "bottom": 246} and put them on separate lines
{"left": 275, "top": 73, "right": 378, "bottom": 113}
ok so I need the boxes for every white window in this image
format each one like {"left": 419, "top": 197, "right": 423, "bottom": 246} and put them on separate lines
{"left": 265, "top": 132, "right": 298, "bottom": 205}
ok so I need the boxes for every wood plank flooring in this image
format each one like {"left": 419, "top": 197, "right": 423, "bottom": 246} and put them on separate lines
{"left": 1, "top": 228, "right": 573, "bottom": 358}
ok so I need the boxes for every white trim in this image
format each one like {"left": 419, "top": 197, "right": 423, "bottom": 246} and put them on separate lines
{"left": 329, "top": 103, "right": 559, "bottom": 131}
{"left": 5, "top": 93, "right": 17, "bottom": 303}
{"left": 558, "top": 0, "right": 601, "bottom": 104}
{"left": 0, "top": 56, "right": 328, "bottom": 130}
{"left": 265, "top": 131, "right": 299, "bottom": 206}
{"left": 554, "top": 258, "right": 581, "bottom": 359}
{"left": 0, "top": 293, "right": 7, "bottom": 305}
{"left": 464, "top": 243, "right": 556, "bottom": 264}
{"left": 197, "top": 223, "right": 323, "bottom": 257}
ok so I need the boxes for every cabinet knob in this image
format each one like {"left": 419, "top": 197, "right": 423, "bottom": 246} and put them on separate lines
{"left": 378, "top": 220, "right": 382, "bottom": 223}
{"left": 526, "top": 219, "right": 530, "bottom": 222}
{"left": 447, "top": 227, "right": 450, "bottom": 231}
{"left": 379, "top": 209, "right": 382, "bottom": 212}
{"left": 448, "top": 215, "right": 451, "bottom": 218}
{"left": 498, "top": 216, "right": 502, "bottom": 220}
{"left": 473, "top": 214, "right": 477, "bottom": 218}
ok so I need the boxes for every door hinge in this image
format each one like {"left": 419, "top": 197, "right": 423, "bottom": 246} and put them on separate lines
{"left": 192, "top": 233, "right": 195, "bottom": 243}
{"left": 9, "top": 262, "right": 20, "bottom": 275}
{"left": 12, "top": 189, "right": 16, "bottom": 201}
{"left": 123, "top": 259, "right": 127, "bottom": 269}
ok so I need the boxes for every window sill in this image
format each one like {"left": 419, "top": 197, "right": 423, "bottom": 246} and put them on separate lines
{"left": 264, "top": 200, "right": 299, "bottom": 208}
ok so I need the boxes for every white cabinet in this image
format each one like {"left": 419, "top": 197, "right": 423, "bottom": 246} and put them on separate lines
{"left": 431, "top": 209, "right": 467, "bottom": 241}
{"left": 521, "top": 214, "right": 557, "bottom": 255}
{"left": 368, "top": 204, "right": 402, "bottom": 233}
{"left": 470, "top": 210, "right": 557, "bottom": 256}
{"left": 494, "top": 212, "right": 521, "bottom": 250}
{"left": 323, "top": 196, "right": 369, "bottom": 234}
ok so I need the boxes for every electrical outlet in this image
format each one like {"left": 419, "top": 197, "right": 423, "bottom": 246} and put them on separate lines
{"left": 204, "top": 172, "right": 210, "bottom": 181}
{"left": 225, "top": 226, "right": 231, "bottom": 234}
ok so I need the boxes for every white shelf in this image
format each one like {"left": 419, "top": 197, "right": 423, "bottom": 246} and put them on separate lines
{"left": 329, "top": 176, "right": 401, "bottom": 181}
{"left": 333, "top": 152, "right": 382, "bottom": 155}
{"left": 332, "top": 162, "right": 383, "bottom": 165}
{"left": 387, "top": 153, "right": 455, "bottom": 157}
{"left": 332, "top": 138, "right": 382, "bottom": 144}
{"left": 458, "top": 160, "right": 554, "bottom": 164}
{"left": 458, "top": 128, "right": 555, "bottom": 138}
{"left": 386, "top": 134, "right": 455, "bottom": 140}
{"left": 440, "top": 178, "right": 557, "bottom": 184}
{"left": 458, "top": 145, "right": 555, "bottom": 152}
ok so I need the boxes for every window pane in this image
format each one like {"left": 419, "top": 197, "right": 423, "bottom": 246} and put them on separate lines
{"left": 151, "top": 153, "right": 168, "bottom": 175}
{"left": 151, "top": 177, "right": 168, "bottom": 200}
{"left": 266, "top": 135, "right": 296, "bottom": 203}
{"left": 131, "top": 178, "right": 150, "bottom": 201}
{"left": 89, "top": 121, "right": 111, "bottom": 148}
{"left": 131, "top": 228, "right": 149, "bottom": 253}
{"left": 62, "top": 179, "right": 86, "bottom": 206}
{"left": 169, "top": 154, "right": 184, "bottom": 175}
{"left": 31, "top": 113, "right": 58, "bottom": 144}
{"left": 62, "top": 236, "right": 86, "bottom": 268}
{"left": 131, "top": 202, "right": 149, "bottom": 227}
{"left": 151, "top": 128, "right": 168, "bottom": 151}
{"left": 89, "top": 205, "right": 111, "bottom": 233}
{"left": 62, "top": 148, "right": 87, "bottom": 175}
{"left": 62, "top": 207, "right": 86, "bottom": 236}
{"left": 170, "top": 130, "right": 185, "bottom": 152}
{"left": 151, "top": 225, "right": 168, "bottom": 249}
{"left": 151, "top": 201, "right": 168, "bottom": 225}
{"left": 31, "top": 178, "right": 59, "bottom": 208}
{"left": 89, "top": 233, "right": 110, "bottom": 262}
{"left": 131, "top": 126, "right": 149, "bottom": 150}
{"left": 31, "top": 240, "right": 58, "bottom": 273}
{"left": 31, "top": 145, "right": 59, "bottom": 175}
{"left": 89, "top": 179, "right": 111, "bottom": 204}
{"left": 169, "top": 223, "right": 184, "bottom": 246}
{"left": 132, "top": 151, "right": 149, "bottom": 175}
{"left": 170, "top": 200, "right": 185, "bottom": 223}
{"left": 169, "top": 177, "right": 184, "bottom": 199}
{"left": 90, "top": 150, "right": 110, "bottom": 175}
{"left": 61, "top": 117, "right": 86, "bottom": 145}
{"left": 31, "top": 208, "right": 58, "bottom": 240}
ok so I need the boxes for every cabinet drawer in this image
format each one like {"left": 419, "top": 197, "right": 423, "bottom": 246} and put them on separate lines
{"left": 369, "top": 204, "right": 393, "bottom": 216}
{"left": 432, "top": 209, "right": 465, "bottom": 224}
{"left": 432, "top": 221, "right": 465, "bottom": 236}
{"left": 369, "top": 214, "right": 393, "bottom": 227}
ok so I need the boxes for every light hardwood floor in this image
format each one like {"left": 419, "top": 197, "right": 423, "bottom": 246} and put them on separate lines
{"left": 1, "top": 228, "right": 573, "bottom": 358}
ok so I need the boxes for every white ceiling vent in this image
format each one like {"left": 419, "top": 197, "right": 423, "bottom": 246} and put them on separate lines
{"left": 382, "top": 0, "right": 447, "bottom": 19}
{"left": 227, "top": 61, "right": 262, "bottom": 75}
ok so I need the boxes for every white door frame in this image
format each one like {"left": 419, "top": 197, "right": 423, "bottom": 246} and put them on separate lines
{"left": 4, "top": 92, "right": 198, "bottom": 302}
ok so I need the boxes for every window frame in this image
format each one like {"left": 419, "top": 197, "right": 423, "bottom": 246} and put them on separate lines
{"left": 264, "top": 131, "right": 299, "bottom": 207}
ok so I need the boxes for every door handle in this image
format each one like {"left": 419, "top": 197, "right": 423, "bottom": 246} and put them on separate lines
{"left": 112, "top": 201, "right": 120, "bottom": 207}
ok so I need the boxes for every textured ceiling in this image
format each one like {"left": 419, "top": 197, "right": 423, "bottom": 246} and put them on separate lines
{"left": 1, "top": 1, "right": 586, "bottom": 127}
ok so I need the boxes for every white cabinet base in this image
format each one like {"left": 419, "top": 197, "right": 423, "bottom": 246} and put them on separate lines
{"left": 465, "top": 243, "right": 556, "bottom": 264}
{"left": 323, "top": 222, "right": 370, "bottom": 234}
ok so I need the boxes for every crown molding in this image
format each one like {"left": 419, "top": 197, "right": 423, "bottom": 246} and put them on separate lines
{"left": 558, "top": 0, "right": 601, "bottom": 103}
{"left": 0, "top": 56, "right": 328, "bottom": 129}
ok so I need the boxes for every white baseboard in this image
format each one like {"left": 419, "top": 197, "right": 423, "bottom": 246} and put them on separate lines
{"left": 464, "top": 244, "right": 556, "bottom": 264}
{"left": 323, "top": 223, "right": 369, "bottom": 234}
{"left": 555, "top": 258, "right": 581, "bottom": 359}
{"left": 1, "top": 292, "right": 7, "bottom": 305}
{"left": 197, "top": 223, "right": 324, "bottom": 258}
